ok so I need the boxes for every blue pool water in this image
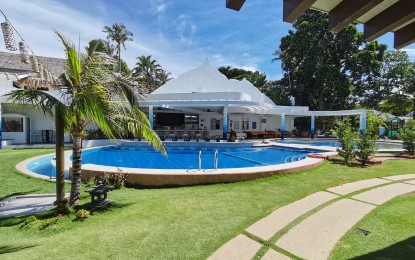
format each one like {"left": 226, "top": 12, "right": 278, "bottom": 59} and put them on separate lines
{"left": 27, "top": 145, "right": 322, "bottom": 177}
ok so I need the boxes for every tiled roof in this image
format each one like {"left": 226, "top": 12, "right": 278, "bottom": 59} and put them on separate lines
{"left": 0, "top": 51, "right": 66, "bottom": 77}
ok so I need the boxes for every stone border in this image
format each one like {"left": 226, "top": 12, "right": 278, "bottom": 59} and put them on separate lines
{"left": 18, "top": 141, "right": 336, "bottom": 187}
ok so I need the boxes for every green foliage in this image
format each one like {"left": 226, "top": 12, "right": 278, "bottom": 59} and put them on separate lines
{"left": 378, "top": 94, "right": 413, "bottom": 116}
{"left": 55, "top": 198, "right": 70, "bottom": 215}
{"left": 398, "top": 119, "right": 415, "bottom": 154}
{"left": 40, "top": 216, "right": 60, "bottom": 229}
{"left": 275, "top": 10, "right": 382, "bottom": 111}
{"left": 355, "top": 132, "right": 376, "bottom": 165}
{"left": 21, "top": 216, "right": 38, "bottom": 229}
{"left": 365, "top": 113, "right": 386, "bottom": 140}
{"left": 132, "top": 55, "right": 171, "bottom": 94}
{"left": 335, "top": 118, "right": 356, "bottom": 163}
{"left": 75, "top": 209, "right": 90, "bottom": 221}
{"left": 96, "top": 168, "right": 128, "bottom": 189}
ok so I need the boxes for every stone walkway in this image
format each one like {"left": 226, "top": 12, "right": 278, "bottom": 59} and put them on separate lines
{"left": 0, "top": 194, "right": 57, "bottom": 219}
{"left": 209, "top": 174, "right": 415, "bottom": 260}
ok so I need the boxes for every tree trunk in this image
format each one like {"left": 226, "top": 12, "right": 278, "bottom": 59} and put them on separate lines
{"left": 69, "top": 130, "right": 83, "bottom": 206}
{"left": 118, "top": 45, "right": 121, "bottom": 73}
{"left": 55, "top": 108, "right": 65, "bottom": 203}
{"left": 413, "top": 97, "right": 415, "bottom": 119}
{"left": 318, "top": 89, "right": 324, "bottom": 111}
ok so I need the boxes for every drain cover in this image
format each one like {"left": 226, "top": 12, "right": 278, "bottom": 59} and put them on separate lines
{"left": 354, "top": 228, "right": 371, "bottom": 237}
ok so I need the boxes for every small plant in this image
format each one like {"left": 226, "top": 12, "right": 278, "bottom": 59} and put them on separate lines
{"left": 40, "top": 216, "right": 60, "bottom": 229}
{"left": 21, "top": 216, "right": 38, "bottom": 229}
{"left": 335, "top": 118, "right": 356, "bottom": 164}
{"left": 398, "top": 119, "right": 415, "bottom": 155}
{"left": 355, "top": 132, "right": 376, "bottom": 165}
{"left": 98, "top": 168, "right": 128, "bottom": 189}
{"left": 55, "top": 198, "right": 70, "bottom": 215}
{"left": 75, "top": 209, "right": 90, "bottom": 221}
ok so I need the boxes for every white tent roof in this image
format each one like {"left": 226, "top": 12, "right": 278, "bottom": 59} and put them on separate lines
{"left": 150, "top": 59, "right": 276, "bottom": 109}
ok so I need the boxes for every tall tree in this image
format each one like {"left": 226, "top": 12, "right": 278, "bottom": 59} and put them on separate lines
{"left": 6, "top": 32, "right": 165, "bottom": 205}
{"left": 103, "top": 23, "right": 133, "bottom": 73}
{"left": 274, "top": 10, "right": 385, "bottom": 111}
{"left": 219, "top": 66, "right": 267, "bottom": 90}
{"left": 132, "top": 55, "right": 171, "bottom": 93}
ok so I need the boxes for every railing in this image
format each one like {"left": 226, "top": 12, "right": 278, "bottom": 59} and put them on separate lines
{"left": 214, "top": 150, "right": 218, "bottom": 170}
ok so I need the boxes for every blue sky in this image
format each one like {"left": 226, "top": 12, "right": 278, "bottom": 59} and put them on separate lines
{"left": 0, "top": 0, "right": 414, "bottom": 80}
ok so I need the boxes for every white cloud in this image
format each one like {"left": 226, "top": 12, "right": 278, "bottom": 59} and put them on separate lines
{"left": 402, "top": 48, "right": 415, "bottom": 57}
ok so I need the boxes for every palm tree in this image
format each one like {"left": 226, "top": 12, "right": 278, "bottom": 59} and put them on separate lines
{"left": 6, "top": 32, "right": 165, "bottom": 206}
{"left": 102, "top": 23, "right": 133, "bottom": 73}
{"left": 132, "top": 55, "right": 171, "bottom": 93}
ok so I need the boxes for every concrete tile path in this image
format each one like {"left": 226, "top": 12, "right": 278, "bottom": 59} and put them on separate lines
{"left": 210, "top": 174, "right": 415, "bottom": 259}
{"left": 246, "top": 191, "right": 338, "bottom": 240}
{"left": 0, "top": 194, "right": 56, "bottom": 219}
{"left": 208, "top": 234, "right": 262, "bottom": 260}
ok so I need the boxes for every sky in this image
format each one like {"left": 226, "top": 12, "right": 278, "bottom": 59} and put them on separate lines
{"left": 0, "top": 0, "right": 414, "bottom": 80}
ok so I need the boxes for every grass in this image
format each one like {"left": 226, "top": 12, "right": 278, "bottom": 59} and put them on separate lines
{"left": 0, "top": 148, "right": 415, "bottom": 259}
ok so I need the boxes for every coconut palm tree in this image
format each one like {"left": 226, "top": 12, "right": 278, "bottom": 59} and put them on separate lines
{"left": 6, "top": 32, "right": 165, "bottom": 206}
{"left": 132, "top": 55, "right": 171, "bottom": 93}
{"left": 102, "top": 23, "right": 133, "bottom": 73}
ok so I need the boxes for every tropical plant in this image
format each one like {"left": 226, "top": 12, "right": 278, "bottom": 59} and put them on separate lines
{"left": 132, "top": 55, "right": 171, "bottom": 93}
{"left": 334, "top": 118, "right": 356, "bottom": 164}
{"left": 355, "top": 132, "right": 376, "bottom": 165}
{"left": 102, "top": 23, "right": 133, "bottom": 73}
{"left": 6, "top": 32, "right": 165, "bottom": 206}
{"left": 365, "top": 113, "right": 386, "bottom": 140}
{"left": 398, "top": 119, "right": 415, "bottom": 154}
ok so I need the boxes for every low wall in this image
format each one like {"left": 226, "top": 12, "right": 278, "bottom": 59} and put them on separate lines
{"left": 78, "top": 159, "right": 324, "bottom": 187}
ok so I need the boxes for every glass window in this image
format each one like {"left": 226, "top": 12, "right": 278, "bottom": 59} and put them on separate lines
{"left": 2, "top": 117, "right": 24, "bottom": 132}
{"left": 252, "top": 122, "right": 257, "bottom": 129}
{"left": 234, "top": 121, "right": 239, "bottom": 130}
{"left": 242, "top": 119, "right": 249, "bottom": 130}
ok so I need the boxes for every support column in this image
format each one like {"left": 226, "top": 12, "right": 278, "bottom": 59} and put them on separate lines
{"left": 311, "top": 114, "right": 315, "bottom": 139}
{"left": 0, "top": 102, "right": 2, "bottom": 149}
{"left": 359, "top": 111, "right": 367, "bottom": 134}
{"left": 223, "top": 106, "right": 228, "bottom": 140}
{"left": 149, "top": 106, "right": 154, "bottom": 129}
{"left": 281, "top": 113, "right": 285, "bottom": 140}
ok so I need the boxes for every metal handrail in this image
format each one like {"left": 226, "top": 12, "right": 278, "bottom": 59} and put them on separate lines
{"left": 214, "top": 150, "right": 218, "bottom": 170}
{"left": 199, "top": 150, "right": 202, "bottom": 170}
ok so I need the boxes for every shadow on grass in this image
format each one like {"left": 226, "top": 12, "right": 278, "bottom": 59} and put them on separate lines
{"left": 0, "top": 190, "right": 41, "bottom": 202}
{"left": 0, "top": 244, "right": 40, "bottom": 255}
{"left": 329, "top": 158, "right": 366, "bottom": 168}
{"left": 352, "top": 236, "right": 415, "bottom": 259}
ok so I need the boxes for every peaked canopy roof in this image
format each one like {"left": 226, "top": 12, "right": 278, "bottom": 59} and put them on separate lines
{"left": 149, "top": 58, "right": 277, "bottom": 111}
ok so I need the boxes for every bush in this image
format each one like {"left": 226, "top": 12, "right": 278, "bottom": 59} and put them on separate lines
{"left": 96, "top": 168, "right": 128, "bottom": 189}
{"left": 55, "top": 198, "right": 70, "bottom": 215}
{"left": 355, "top": 132, "right": 376, "bottom": 165}
{"left": 75, "top": 209, "right": 90, "bottom": 221}
{"left": 21, "top": 216, "right": 38, "bottom": 229}
{"left": 335, "top": 118, "right": 356, "bottom": 163}
{"left": 398, "top": 119, "right": 415, "bottom": 154}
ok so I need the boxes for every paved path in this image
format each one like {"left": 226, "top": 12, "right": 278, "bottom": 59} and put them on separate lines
{"left": 0, "top": 194, "right": 57, "bottom": 218}
{"left": 210, "top": 174, "right": 415, "bottom": 259}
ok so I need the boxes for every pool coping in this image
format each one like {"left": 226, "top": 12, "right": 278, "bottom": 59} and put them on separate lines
{"left": 18, "top": 141, "right": 337, "bottom": 187}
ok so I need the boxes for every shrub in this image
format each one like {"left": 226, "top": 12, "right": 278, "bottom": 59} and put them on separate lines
{"left": 355, "top": 132, "right": 376, "bottom": 165}
{"left": 21, "top": 216, "right": 38, "bottom": 228}
{"left": 75, "top": 209, "right": 90, "bottom": 221}
{"left": 398, "top": 119, "right": 415, "bottom": 154}
{"left": 40, "top": 216, "right": 59, "bottom": 229}
{"left": 97, "top": 168, "right": 128, "bottom": 189}
{"left": 55, "top": 198, "right": 70, "bottom": 215}
{"left": 335, "top": 118, "right": 356, "bottom": 163}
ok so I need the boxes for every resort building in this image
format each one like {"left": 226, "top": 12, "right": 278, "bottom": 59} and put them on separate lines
{"left": 1, "top": 52, "right": 367, "bottom": 147}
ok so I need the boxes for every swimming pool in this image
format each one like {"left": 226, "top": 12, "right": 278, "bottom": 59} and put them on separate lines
{"left": 80, "top": 145, "right": 322, "bottom": 169}
{"left": 25, "top": 144, "right": 323, "bottom": 178}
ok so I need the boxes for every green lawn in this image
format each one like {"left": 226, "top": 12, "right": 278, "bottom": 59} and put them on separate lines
{"left": 0, "top": 148, "right": 414, "bottom": 259}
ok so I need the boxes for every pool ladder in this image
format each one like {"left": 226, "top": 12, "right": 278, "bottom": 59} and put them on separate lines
{"left": 284, "top": 154, "right": 306, "bottom": 163}
{"left": 198, "top": 150, "right": 219, "bottom": 170}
